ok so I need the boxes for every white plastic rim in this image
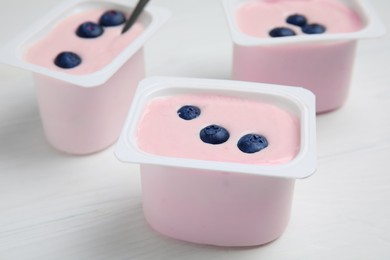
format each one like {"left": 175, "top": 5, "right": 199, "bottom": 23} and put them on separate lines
{"left": 222, "top": 0, "right": 386, "bottom": 46}
{"left": 115, "top": 77, "right": 317, "bottom": 179}
{"left": 0, "top": 0, "right": 170, "bottom": 87}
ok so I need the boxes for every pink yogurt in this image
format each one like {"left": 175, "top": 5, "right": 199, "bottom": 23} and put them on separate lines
{"left": 24, "top": 8, "right": 144, "bottom": 75}
{"left": 0, "top": 0, "right": 170, "bottom": 155}
{"left": 22, "top": 7, "right": 146, "bottom": 154}
{"left": 136, "top": 93, "right": 300, "bottom": 164}
{"left": 136, "top": 93, "right": 302, "bottom": 246}
{"left": 115, "top": 77, "right": 317, "bottom": 247}
{"left": 236, "top": 0, "right": 362, "bottom": 38}
{"left": 226, "top": 0, "right": 366, "bottom": 113}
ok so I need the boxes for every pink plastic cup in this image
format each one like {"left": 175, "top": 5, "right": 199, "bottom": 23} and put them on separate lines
{"left": 222, "top": 0, "right": 385, "bottom": 113}
{"left": 115, "top": 77, "right": 317, "bottom": 246}
{"left": 0, "top": 0, "right": 169, "bottom": 154}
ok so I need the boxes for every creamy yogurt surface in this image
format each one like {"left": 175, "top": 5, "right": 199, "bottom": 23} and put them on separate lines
{"left": 24, "top": 8, "right": 144, "bottom": 75}
{"left": 136, "top": 93, "right": 301, "bottom": 165}
{"left": 236, "top": 0, "right": 363, "bottom": 38}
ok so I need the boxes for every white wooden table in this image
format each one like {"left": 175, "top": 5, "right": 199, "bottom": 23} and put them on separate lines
{"left": 1, "top": 0, "right": 389, "bottom": 259}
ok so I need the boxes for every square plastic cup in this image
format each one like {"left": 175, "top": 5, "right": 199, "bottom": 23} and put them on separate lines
{"left": 115, "top": 77, "right": 316, "bottom": 247}
{"left": 0, "top": 0, "right": 170, "bottom": 155}
{"left": 222, "top": 0, "right": 385, "bottom": 114}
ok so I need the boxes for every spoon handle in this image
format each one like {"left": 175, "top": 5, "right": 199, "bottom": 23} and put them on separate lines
{"left": 122, "top": 0, "right": 150, "bottom": 34}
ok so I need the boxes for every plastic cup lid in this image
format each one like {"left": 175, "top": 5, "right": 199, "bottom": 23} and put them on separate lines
{"left": 115, "top": 77, "right": 317, "bottom": 179}
{"left": 0, "top": 0, "right": 170, "bottom": 87}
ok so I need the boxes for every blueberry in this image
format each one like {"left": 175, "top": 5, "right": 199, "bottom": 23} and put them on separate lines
{"left": 269, "top": 27, "right": 296, "bottom": 37}
{"left": 54, "top": 51, "right": 82, "bottom": 69}
{"left": 237, "top": 134, "right": 268, "bottom": 154}
{"left": 200, "top": 124, "right": 230, "bottom": 145}
{"left": 177, "top": 105, "right": 201, "bottom": 120}
{"left": 302, "top": 23, "right": 326, "bottom": 34}
{"left": 99, "top": 10, "right": 126, "bottom": 27}
{"left": 76, "top": 21, "right": 104, "bottom": 38}
{"left": 286, "top": 14, "right": 307, "bottom": 27}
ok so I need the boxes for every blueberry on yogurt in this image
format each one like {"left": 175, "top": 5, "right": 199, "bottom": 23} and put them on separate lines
{"left": 237, "top": 134, "right": 268, "bottom": 154}
{"left": 54, "top": 51, "right": 82, "bottom": 69}
{"left": 99, "top": 10, "right": 126, "bottom": 26}
{"left": 302, "top": 23, "right": 326, "bottom": 34}
{"left": 269, "top": 27, "right": 296, "bottom": 37}
{"left": 286, "top": 14, "right": 307, "bottom": 27}
{"left": 177, "top": 105, "right": 201, "bottom": 120}
{"left": 76, "top": 21, "right": 104, "bottom": 38}
{"left": 200, "top": 124, "right": 230, "bottom": 145}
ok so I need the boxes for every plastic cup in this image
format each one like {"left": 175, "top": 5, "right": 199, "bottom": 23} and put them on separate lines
{"left": 115, "top": 77, "right": 317, "bottom": 246}
{"left": 0, "top": 0, "right": 170, "bottom": 154}
{"left": 222, "top": 0, "right": 385, "bottom": 113}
